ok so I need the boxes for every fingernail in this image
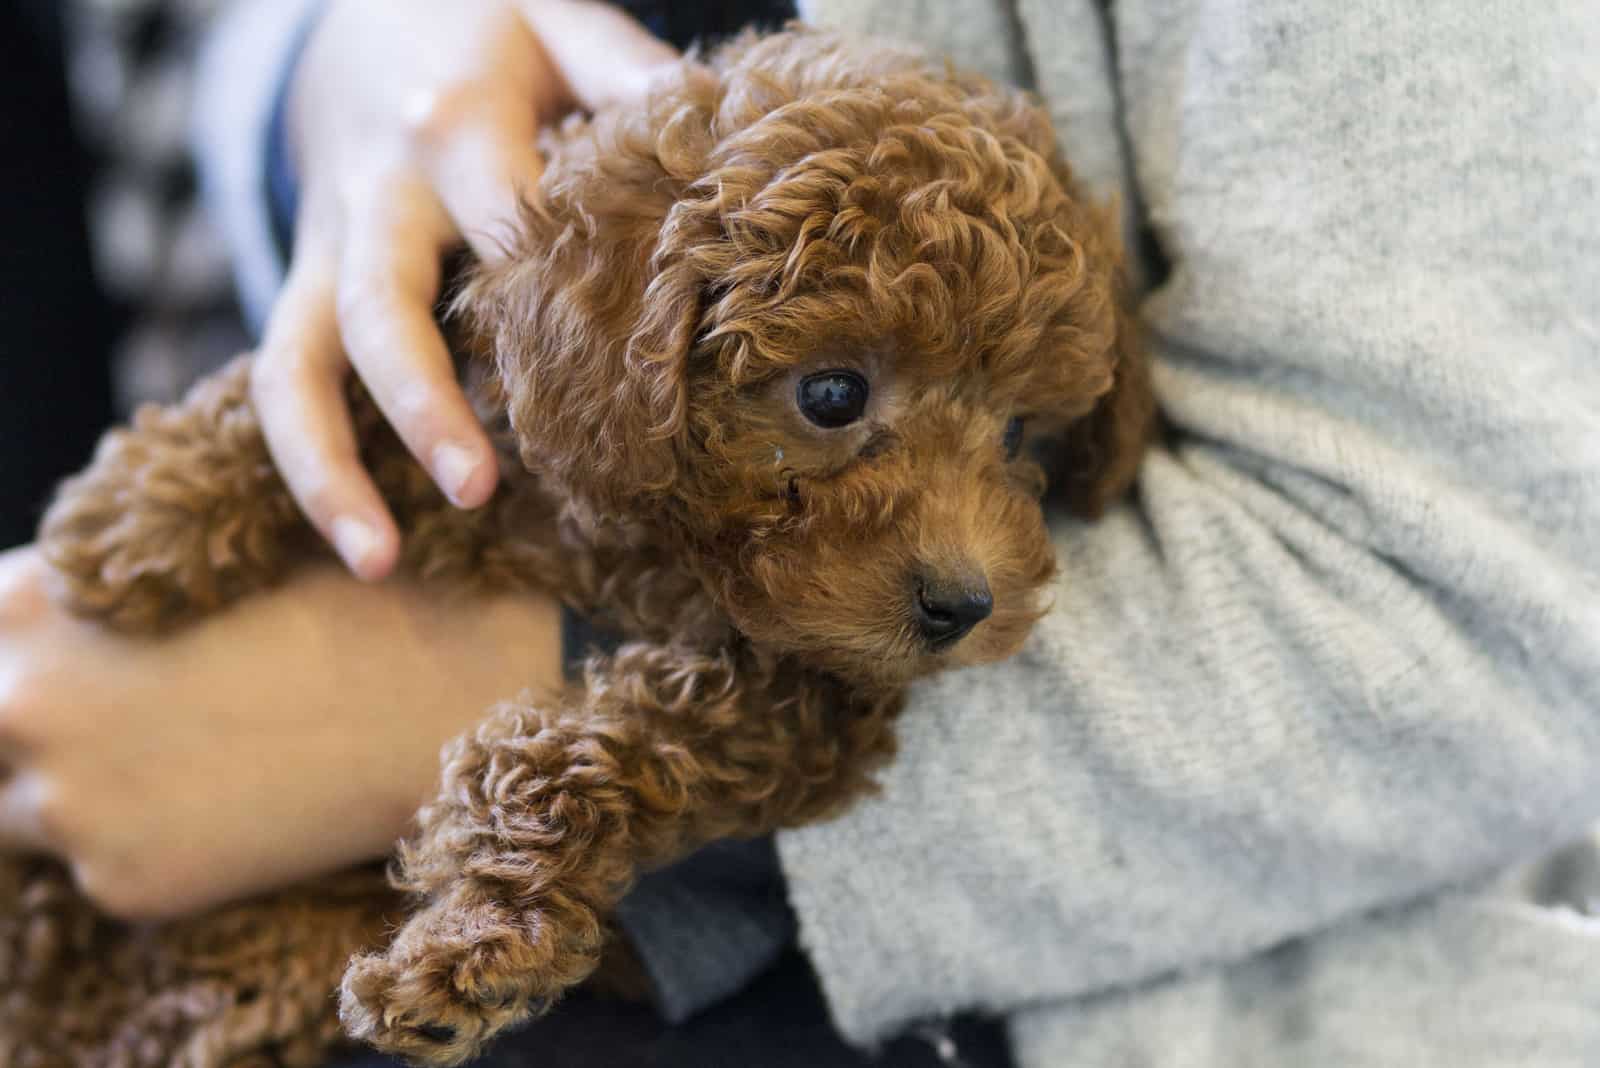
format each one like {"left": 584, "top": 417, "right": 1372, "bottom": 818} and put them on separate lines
{"left": 431, "top": 441, "right": 479, "bottom": 505}
{"left": 331, "top": 516, "right": 380, "bottom": 575}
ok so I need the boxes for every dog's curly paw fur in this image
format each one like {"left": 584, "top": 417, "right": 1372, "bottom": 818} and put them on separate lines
{"left": 339, "top": 886, "right": 599, "bottom": 1065}
{"left": 37, "top": 357, "right": 302, "bottom": 630}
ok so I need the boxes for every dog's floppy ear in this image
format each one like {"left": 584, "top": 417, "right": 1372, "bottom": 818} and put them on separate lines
{"left": 978, "top": 92, "right": 1156, "bottom": 518}
{"left": 1057, "top": 291, "right": 1156, "bottom": 517}
{"left": 458, "top": 76, "right": 718, "bottom": 518}
{"left": 1027, "top": 190, "right": 1156, "bottom": 517}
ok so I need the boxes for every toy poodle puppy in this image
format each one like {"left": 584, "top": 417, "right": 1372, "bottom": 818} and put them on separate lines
{"left": 7, "top": 25, "right": 1152, "bottom": 1068}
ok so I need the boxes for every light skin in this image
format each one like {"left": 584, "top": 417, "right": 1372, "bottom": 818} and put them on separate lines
{"left": 0, "top": 547, "right": 562, "bottom": 920}
{"left": 0, "top": 1, "right": 675, "bottom": 918}
{"left": 259, "top": 0, "right": 677, "bottom": 579}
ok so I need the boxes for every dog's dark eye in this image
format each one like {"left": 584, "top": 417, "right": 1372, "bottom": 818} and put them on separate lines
{"left": 1002, "top": 417, "right": 1025, "bottom": 460}
{"left": 797, "top": 371, "right": 869, "bottom": 429}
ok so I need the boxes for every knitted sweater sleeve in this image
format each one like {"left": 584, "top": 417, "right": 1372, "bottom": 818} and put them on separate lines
{"left": 782, "top": 0, "right": 1600, "bottom": 1045}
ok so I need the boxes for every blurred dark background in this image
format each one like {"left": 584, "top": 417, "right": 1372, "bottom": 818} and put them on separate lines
{"left": 0, "top": 0, "right": 120, "bottom": 549}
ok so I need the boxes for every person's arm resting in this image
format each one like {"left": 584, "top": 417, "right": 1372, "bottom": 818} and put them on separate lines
{"left": 782, "top": 0, "right": 1600, "bottom": 1043}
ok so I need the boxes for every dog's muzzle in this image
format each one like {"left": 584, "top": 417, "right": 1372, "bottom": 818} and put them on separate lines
{"left": 913, "top": 573, "right": 993, "bottom": 648}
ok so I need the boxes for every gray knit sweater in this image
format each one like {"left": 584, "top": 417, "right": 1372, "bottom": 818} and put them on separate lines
{"left": 202, "top": 1, "right": 1600, "bottom": 1064}
{"left": 788, "top": 1, "right": 1600, "bottom": 1065}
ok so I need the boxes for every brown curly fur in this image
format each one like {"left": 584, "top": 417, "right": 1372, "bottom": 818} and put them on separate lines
{"left": 0, "top": 27, "right": 1153, "bottom": 1068}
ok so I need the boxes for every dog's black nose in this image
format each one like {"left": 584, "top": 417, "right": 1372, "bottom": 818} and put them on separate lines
{"left": 914, "top": 577, "right": 993, "bottom": 647}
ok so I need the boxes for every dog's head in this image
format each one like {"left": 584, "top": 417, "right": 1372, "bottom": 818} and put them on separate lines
{"left": 465, "top": 29, "right": 1153, "bottom": 688}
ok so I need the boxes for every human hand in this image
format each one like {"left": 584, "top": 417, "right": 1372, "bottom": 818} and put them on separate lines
{"left": 0, "top": 546, "right": 563, "bottom": 920}
{"left": 256, "top": 0, "right": 677, "bottom": 579}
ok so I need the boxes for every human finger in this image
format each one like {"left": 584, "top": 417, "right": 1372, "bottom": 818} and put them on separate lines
{"left": 516, "top": 0, "right": 680, "bottom": 114}
{"left": 336, "top": 178, "right": 498, "bottom": 510}
{"left": 402, "top": 12, "right": 549, "bottom": 265}
{"left": 426, "top": 109, "right": 546, "bottom": 265}
{"left": 254, "top": 235, "right": 402, "bottom": 579}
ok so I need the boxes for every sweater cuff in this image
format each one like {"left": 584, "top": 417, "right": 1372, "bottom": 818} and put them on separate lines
{"left": 190, "top": 0, "right": 324, "bottom": 337}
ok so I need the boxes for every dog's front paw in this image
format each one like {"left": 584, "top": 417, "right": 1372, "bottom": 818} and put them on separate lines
{"left": 339, "top": 949, "right": 513, "bottom": 1066}
{"left": 338, "top": 893, "right": 596, "bottom": 1065}
{"left": 38, "top": 359, "right": 297, "bottom": 631}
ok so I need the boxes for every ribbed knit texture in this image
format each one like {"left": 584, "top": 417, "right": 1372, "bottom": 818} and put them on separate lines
{"left": 786, "top": 1, "right": 1600, "bottom": 1064}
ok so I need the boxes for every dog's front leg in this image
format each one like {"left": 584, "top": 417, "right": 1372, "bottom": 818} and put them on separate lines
{"left": 37, "top": 358, "right": 306, "bottom": 630}
{"left": 35, "top": 355, "right": 498, "bottom": 631}
{"left": 337, "top": 641, "right": 899, "bottom": 1065}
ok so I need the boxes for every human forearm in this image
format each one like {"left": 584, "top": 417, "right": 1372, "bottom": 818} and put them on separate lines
{"left": 0, "top": 547, "right": 562, "bottom": 919}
